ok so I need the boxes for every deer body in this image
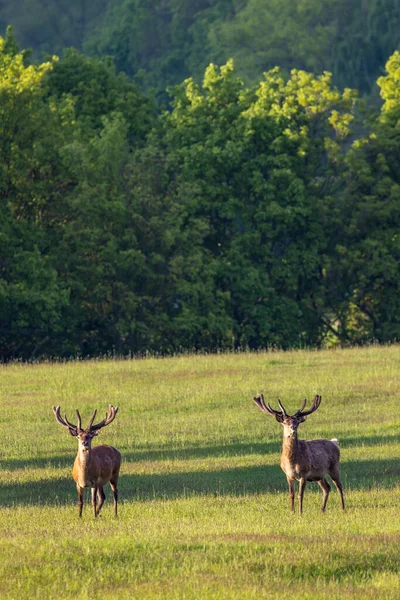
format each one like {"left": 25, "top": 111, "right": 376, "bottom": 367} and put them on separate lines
{"left": 253, "top": 394, "right": 345, "bottom": 514}
{"left": 280, "top": 437, "right": 340, "bottom": 482}
{"left": 73, "top": 445, "right": 121, "bottom": 489}
{"left": 53, "top": 405, "right": 121, "bottom": 518}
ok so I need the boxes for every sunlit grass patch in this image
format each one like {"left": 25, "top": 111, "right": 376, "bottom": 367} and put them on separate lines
{"left": 1, "top": 345, "right": 400, "bottom": 598}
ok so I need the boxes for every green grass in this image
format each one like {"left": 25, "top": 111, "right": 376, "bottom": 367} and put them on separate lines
{"left": 1, "top": 346, "right": 399, "bottom": 599}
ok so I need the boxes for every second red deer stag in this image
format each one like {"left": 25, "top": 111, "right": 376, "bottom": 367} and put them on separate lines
{"left": 253, "top": 394, "right": 345, "bottom": 514}
{"left": 52, "top": 405, "right": 121, "bottom": 517}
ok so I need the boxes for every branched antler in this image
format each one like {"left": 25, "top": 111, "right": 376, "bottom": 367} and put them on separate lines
{"left": 253, "top": 395, "right": 321, "bottom": 419}
{"left": 89, "top": 405, "right": 119, "bottom": 431}
{"left": 52, "top": 406, "right": 79, "bottom": 434}
{"left": 52, "top": 405, "right": 119, "bottom": 433}
{"left": 294, "top": 395, "right": 321, "bottom": 417}
{"left": 253, "top": 394, "right": 288, "bottom": 417}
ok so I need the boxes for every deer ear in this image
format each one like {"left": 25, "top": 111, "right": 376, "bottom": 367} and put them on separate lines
{"left": 298, "top": 415, "right": 306, "bottom": 423}
{"left": 68, "top": 428, "right": 78, "bottom": 437}
{"left": 275, "top": 414, "right": 285, "bottom": 423}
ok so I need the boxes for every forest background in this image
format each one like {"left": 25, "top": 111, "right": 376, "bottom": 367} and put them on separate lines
{"left": 1, "top": 0, "right": 400, "bottom": 360}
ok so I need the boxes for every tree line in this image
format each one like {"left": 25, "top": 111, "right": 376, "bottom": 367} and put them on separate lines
{"left": 1, "top": 29, "right": 400, "bottom": 359}
{"left": 1, "top": 0, "right": 400, "bottom": 100}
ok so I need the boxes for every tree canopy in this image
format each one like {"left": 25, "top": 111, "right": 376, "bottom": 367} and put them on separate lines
{"left": 1, "top": 0, "right": 400, "bottom": 99}
{"left": 1, "top": 24, "right": 400, "bottom": 359}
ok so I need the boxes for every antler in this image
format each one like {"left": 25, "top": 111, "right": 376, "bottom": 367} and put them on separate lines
{"left": 86, "top": 409, "right": 98, "bottom": 430}
{"left": 253, "top": 394, "right": 288, "bottom": 417}
{"left": 89, "top": 405, "right": 119, "bottom": 431}
{"left": 294, "top": 399, "right": 307, "bottom": 416}
{"left": 295, "top": 395, "right": 322, "bottom": 417}
{"left": 76, "top": 410, "right": 82, "bottom": 432}
{"left": 253, "top": 394, "right": 321, "bottom": 418}
{"left": 52, "top": 405, "right": 79, "bottom": 433}
{"left": 277, "top": 400, "right": 288, "bottom": 417}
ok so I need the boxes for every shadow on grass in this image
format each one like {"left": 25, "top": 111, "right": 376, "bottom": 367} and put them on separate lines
{"left": 340, "top": 433, "right": 400, "bottom": 448}
{"left": 0, "top": 441, "right": 281, "bottom": 471}
{"left": 0, "top": 454, "right": 75, "bottom": 471}
{"left": 120, "top": 456, "right": 399, "bottom": 500}
{"left": 1, "top": 457, "right": 399, "bottom": 507}
{"left": 0, "top": 476, "right": 76, "bottom": 507}
{"left": 342, "top": 456, "right": 400, "bottom": 490}
{"left": 2, "top": 431, "right": 398, "bottom": 472}
{"left": 122, "top": 441, "right": 281, "bottom": 464}
{"left": 121, "top": 464, "right": 282, "bottom": 501}
{"left": 0, "top": 464, "right": 281, "bottom": 507}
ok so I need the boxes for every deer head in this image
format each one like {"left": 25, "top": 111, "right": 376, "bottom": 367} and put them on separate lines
{"left": 52, "top": 405, "right": 119, "bottom": 452}
{"left": 253, "top": 394, "right": 321, "bottom": 438}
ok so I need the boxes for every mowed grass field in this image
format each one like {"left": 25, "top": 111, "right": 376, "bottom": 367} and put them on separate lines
{"left": 0, "top": 346, "right": 399, "bottom": 599}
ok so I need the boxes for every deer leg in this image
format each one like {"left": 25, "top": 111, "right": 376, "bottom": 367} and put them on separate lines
{"left": 317, "top": 478, "right": 331, "bottom": 512}
{"left": 77, "top": 485, "right": 84, "bottom": 517}
{"left": 287, "top": 476, "right": 295, "bottom": 513}
{"left": 97, "top": 487, "right": 106, "bottom": 515}
{"left": 110, "top": 478, "right": 119, "bottom": 517}
{"left": 91, "top": 487, "right": 98, "bottom": 518}
{"left": 298, "top": 478, "right": 307, "bottom": 515}
{"left": 330, "top": 470, "right": 345, "bottom": 510}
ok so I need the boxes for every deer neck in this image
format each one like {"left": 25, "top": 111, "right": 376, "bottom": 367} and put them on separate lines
{"left": 75, "top": 446, "right": 94, "bottom": 486}
{"left": 77, "top": 446, "right": 92, "bottom": 467}
{"left": 281, "top": 431, "right": 299, "bottom": 462}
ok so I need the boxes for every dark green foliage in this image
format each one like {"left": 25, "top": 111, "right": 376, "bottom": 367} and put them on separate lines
{"left": 0, "top": 0, "right": 108, "bottom": 56}
{"left": 0, "top": 31, "right": 159, "bottom": 359}
{"left": 47, "top": 48, "right": 156, "bottom": 143}
{"left": 0, "top": 32, "right": 72, "bottom": 359}
{"left": 206, "top": 0, "right": 400, "bottom": 95}
{"left": 84, "top": 0, "right": 237, "bottom": 102}
{"left": 323, "top": 52, "right": 400, "bottom": 344}
{"left": 1, "top": 24, "right": 400, "bottom": 359}
{"left": 142, "top": 62, "right": 357, "bottom": 349}
{"left": 2, "top": 0, "right": 400, "bottom": 98}
{"left": 0, "top": 210, "right": 69, "bottom": 359}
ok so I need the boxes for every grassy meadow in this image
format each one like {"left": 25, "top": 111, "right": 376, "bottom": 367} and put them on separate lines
{"left": 0, "top": 346, "right": 399, "bottom": 599}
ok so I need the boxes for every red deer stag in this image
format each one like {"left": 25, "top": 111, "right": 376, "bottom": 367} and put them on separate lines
{"left": 52, "top": 405, "right": 121, "bottom": 518}
{"left": 253, "top": 394, "right": 345, "bottom": 514}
